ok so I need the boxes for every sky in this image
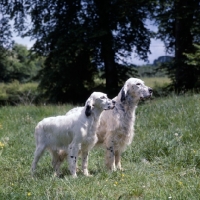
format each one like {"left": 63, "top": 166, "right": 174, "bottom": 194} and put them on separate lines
{"left": 129, "top": 38, "right": 170, "bottom": 65}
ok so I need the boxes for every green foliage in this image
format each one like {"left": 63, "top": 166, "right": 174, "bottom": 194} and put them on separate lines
{"left": 115, "top": 64, "right": 139, "bottom": 88}
{"left": 152, "top": 0, "right": 200, "bottom": 92}
{"left": 184, "top": 44, "right": 200, "bottom": 66}
{"left": 0, "top": 44, "right": 44, "bottom": 83}
{"left": 3, "top": 0, "right": 200, "bottom": 99}
{"left": 182, "top": 44, "right": 200, "bottom": 88}
{"left": 157, "top": 58, "right": 200, "bottom": 93}
{"left": 38, "top": 47, "right": 98, "bottom": 103}
{"left": 99, "top": 63, "right": 139, "bottom": 95}
{"left": 0, "top": 81, "right": 38, "bottom": 105}
{"left": 0, "top": 3, "right": 14, "bottom": 60}
{"left": 1, "top": 95, "right": 200, "bottom": 198}
{"left": 5, "top": 0, "right": 153, "bottom": 102}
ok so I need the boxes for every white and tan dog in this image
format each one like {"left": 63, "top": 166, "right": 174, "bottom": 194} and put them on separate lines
{"left": 96, "top": 78, "right": 152, "bottom": 171}
{"left": 31, "top": 92, "right": 115, "bottom": 177}
{"left": 57, "top": 78, "right": 152, "bottom": 172}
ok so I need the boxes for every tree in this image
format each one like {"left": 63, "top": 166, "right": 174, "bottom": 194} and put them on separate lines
{"left": 89, "top": 0, "right": 152, "bottom": 95}
{"left": 184, "top": 44, "right": 200, "bottom": 88}
{"left": 0, "top": 44, "right": 43, "bottom": 83}
{"left": 153, "top": 0, "right": 200, "bottom": 92}
{"left": 0, "top": 0, "right": 14, "bottom": 60}
{"left": 5, "top": 0, "right": 153, "bottom": 103}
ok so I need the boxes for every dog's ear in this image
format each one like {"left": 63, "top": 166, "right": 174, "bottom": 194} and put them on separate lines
{"left": 121, "top": 86, "right": 127, "bottom": 102}
{"left": 85, "top": 99, "right": 93, "bottom": 117}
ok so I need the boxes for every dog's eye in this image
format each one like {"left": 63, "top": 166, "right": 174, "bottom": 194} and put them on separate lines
{"left": 136, "top": 83, "right": 141, "bottom": 86}
{"left": 100, "top": 96, "right": 106, "bottom": 99}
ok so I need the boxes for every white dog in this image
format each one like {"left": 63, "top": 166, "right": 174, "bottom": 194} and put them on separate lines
{"left": 57, "top": 78, "right": 152, "bottom": 172}
{"left": 96, "top": 78, "right": 153, "bottom": 171}
{"left": 31, "top": 92, "right": 115, "bottom": 177}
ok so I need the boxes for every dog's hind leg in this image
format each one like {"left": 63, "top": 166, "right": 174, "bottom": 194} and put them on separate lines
{"left": 49, "top": 149, "right": 63, "bottom": 177}
{"left": 31, "top": 145, "right": 46, "bottom": 175}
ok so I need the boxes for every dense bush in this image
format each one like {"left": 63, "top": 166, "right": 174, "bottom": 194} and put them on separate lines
{"left": 0, "top": 81, "right": 39, "bottom": 105}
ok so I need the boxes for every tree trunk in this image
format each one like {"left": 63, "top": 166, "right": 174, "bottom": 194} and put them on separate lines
{"left": 101, "top": 32, "right": 118, "bottom": 96}
{"left": 94, "top": 0, "right": 118, "bottom": 97}
{"left": 174, "top": 0, "right": 196, "bottom": 92}
{"left": 174, "top": 0, "right": 183, "bottom": 91}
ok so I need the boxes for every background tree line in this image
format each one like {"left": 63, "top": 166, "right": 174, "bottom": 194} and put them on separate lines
{"left": 0, "top": 44, "right": 43, "bottom": 83}
{"left": 0, "top": 0, "right": 200, "bottom": 103}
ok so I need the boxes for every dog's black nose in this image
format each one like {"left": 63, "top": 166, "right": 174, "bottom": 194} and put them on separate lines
{"left": 149, "top": 88, "right": 153, "bottom": 94}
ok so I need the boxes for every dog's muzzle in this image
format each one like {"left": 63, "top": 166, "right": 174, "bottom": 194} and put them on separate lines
{"left": 140, "top": 88, "right": 153, "bottom": 100}
{"left": 104, "top": 100, "right": 116, "bottom": 110}
{"left": 149, "top": 88, "right": 153, "bottom": 95}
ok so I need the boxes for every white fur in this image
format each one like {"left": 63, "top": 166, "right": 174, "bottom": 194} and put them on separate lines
{"left": 96, "top": 78, "right": 153, "bottom": 171}
{"left": 57, "top": 78, "right": 152, "bottom": 172}
{"left": 31, "top": 92, "right": 115, "bottom": 177}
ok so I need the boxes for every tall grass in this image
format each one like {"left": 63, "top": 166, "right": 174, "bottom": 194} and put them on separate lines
{"left": 142, "top": 77, "right": 171, "bottom": 97}
{"left": 142, "top": 77, "right": 171, "bottom": 88}
{"left": 0, "top": 94, "right": 200, "bottom": 199}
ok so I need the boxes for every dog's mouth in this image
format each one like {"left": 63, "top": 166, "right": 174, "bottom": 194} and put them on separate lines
{"left": 140, "top": 94, "right": 152, "bottom": 101}
{"left": 104, "top": 105, "right": 115, "bottom": 110}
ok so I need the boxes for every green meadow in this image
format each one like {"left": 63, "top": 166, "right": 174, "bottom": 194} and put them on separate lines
{"left": 142, "top": 77, "right": 171, "bottom": 88}
{"left": 1, "top": 89, "right": 200, "bottom": 199}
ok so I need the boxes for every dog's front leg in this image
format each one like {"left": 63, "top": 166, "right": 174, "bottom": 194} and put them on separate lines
{"left": 68, "top": 143, "right": 79, "bottom": 178}
{"left": 105, "top": 145, "right": 116, "bottom": 171}
{"left": 115, "top": 150, "right": 122, "bottom": 170}
{"left": 81, "top": 150, "right": 90, "bottom": 176}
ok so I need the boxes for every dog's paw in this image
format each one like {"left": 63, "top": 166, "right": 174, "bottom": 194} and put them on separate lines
{"left": 86, "top": 173, "right": 93, "bottom": 177}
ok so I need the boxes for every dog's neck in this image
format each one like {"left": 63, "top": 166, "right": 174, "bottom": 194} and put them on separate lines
{"left": 91, "top": 107, "right": 103, "bottom": 120}
{"left": 116, "top": 92, "right": 139, "bottom": 112}
{"left": 87, "top": 109, "right": 103, "bottom": 135}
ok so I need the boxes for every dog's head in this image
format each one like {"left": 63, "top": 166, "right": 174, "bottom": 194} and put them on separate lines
{"left": 85, "top": 92, "right": 115, "bottom": 117}
{"left": 120, "top": 78, "right": 153, "bottom": 102}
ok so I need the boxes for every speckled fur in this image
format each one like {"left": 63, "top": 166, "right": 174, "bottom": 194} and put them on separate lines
{"left": 96, "top": 78, "right": 153, "bottom": 171}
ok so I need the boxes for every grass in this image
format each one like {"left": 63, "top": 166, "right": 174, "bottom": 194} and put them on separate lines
{"left": 142, "top": 77, "right": 171, "bottom": 97}
{"left": 142, "top": 77, "right": 171, "bottom": 88}
{"left": 1, "top": 94, "right": 200, "bottom": 199}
